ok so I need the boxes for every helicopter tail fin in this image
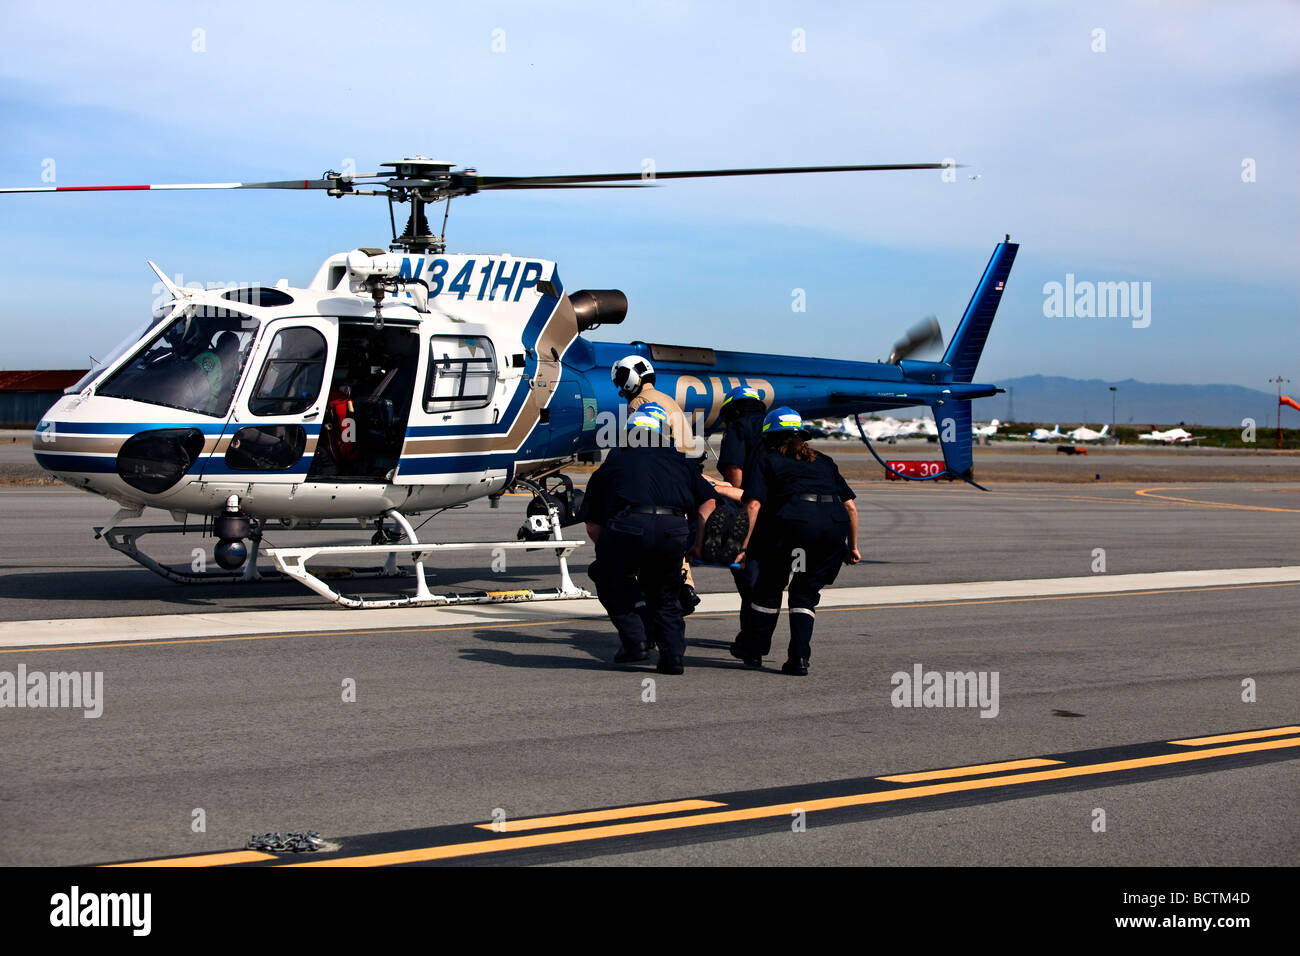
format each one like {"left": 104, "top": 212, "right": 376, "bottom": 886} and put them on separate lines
{"left": 942, "top": 238, "right": 1018, "bottom": 383}
{"left": 931, "top": 399, "right": 975, "bottom": 481}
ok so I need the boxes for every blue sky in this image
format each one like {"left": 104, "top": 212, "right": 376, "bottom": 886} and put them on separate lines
{"left": 0, "top": 0, "right": 1296, "bottom": 391}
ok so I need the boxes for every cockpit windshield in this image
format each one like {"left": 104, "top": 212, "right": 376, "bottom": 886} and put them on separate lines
{"left": 68, "top": 317, "right": 163, "bottom": 395}
{"left": 97, "top": 307, "right": 260, "bottom": 417}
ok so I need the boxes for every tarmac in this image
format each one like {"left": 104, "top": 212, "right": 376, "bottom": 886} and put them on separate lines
{"left": 0, "top": 479, "right": 1296, "bottom": 865}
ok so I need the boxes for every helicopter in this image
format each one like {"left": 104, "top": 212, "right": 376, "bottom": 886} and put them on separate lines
{"left": 5, "top": 157, "right": 1017, "bottom": 608}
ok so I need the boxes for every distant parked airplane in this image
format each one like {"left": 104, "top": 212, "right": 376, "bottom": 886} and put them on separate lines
{"left": 1138, "top": 427, "right": 1199, "bottom": 443}
{"left": 973, "top": 418, "right": 1000, "bottom": 438}
{"left": 835, "top": 414, "right": 937, "bottom": 442}
{"left": 1066, "top": 424, "right": 1109, "bottom": 442}
{"left": 1030, "top": 425, "right": 1063, "bottom": 442}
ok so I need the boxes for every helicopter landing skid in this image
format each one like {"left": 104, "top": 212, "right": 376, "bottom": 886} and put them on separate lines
{"left": 94, "top": 523, "right": 398, "bottom": 586}
{"left": 266, "top": 540, "right": 587, "bottom": 609}
{"left": 265, "top": 506, "right": 589, "bottom": 609}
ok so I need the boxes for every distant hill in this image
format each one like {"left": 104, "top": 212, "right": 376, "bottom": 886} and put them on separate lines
{"left": 971, "top": 376, "right": 1285, "bottom": 428}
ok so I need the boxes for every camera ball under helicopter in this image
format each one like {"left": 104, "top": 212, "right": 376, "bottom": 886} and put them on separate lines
{"left": 214, "top": 539, "right": 248, "bottom": 571}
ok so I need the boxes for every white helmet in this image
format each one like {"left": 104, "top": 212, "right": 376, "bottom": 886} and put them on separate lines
{"left": 611, "top": 355, "right": 654, "bottom": 399}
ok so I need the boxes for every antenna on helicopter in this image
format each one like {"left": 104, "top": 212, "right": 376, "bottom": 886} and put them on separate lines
{"left": 1, "top": 157, "right": 957, "bottom": 254}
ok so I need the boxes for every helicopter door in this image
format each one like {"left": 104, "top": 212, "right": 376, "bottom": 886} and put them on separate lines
{"left": 211, "top": 318, "right": 335, "bottom": 482}
{"left": 307, "top": 321, "right": 421, "bottom": 482}
{"left": 396, "top": 333, "right": 510, "bottom": 488}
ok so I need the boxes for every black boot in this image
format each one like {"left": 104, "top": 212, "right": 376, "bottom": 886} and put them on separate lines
{"left": 614, "top": 642, "right": 650, "bottom": 664}
{"left": 729, "top": 636, "right": 762, "bottom": 668}
{"left": 656, "top": 652, "right": 685, "bottom": 675}
{"left": 781, "top": 658, "right": 809, "bottom": 676}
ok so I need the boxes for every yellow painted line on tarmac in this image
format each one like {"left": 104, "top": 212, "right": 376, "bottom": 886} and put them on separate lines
{"left": 877, "top": 757, "right": 1063, "bottom": 783}
{"left": 865, "top": 485, "right": 1300, "bottom": 511}
{"left": 5, "top": 581, "right": 1299, "bottom": 656}
{"left": 472, "top": 799, "right": 726, "bottom": 833}
{"left": 104, "top": 849, "right": 277, "bottom": 867}
{"left": 1136, "top": 487, "right": 1300, "bottom": 513}
{"left": 1169, "top": 726, "right": 1300, "bottom": 747}
{"left": 282, "top": 736, "right": 1300, "bottom": 867}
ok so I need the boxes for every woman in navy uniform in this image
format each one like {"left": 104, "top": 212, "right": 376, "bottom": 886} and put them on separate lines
{"left": 580, "top": 404, "right": 718, "bottom": 675}
{"left": 715, "top": 385, "right": 768, "bottom": 643}
{"left": 732, "top": 406, "right": 861, "bottom": 675}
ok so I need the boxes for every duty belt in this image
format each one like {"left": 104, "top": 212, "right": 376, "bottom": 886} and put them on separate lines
{"left": 625, "top": 505, "right": 687, "bottom": 517}
{"left": 794, "top": 494, "right": 840, "bottom": 504}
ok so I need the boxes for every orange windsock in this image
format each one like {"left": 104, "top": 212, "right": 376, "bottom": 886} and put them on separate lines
{"left": 1281, "top": 395, "right": 1300, "bottom": 412}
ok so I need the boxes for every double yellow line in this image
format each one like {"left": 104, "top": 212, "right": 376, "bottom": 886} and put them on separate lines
{"left": 281, "top": 729, "right": 1298, "bottom": 867}
{"left": 106, "top": 724, "right": 1300, "bottom": 867}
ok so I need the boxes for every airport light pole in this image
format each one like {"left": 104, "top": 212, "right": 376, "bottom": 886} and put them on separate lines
{"left": 1270, "top": 375, "right": 1290, "bottom": 449}
{"left": 1109, "top": 386, "right": 1117, "bottom": 441}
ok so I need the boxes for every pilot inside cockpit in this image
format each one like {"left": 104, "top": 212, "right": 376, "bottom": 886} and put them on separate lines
{"left": 191, "top": 331, "right": 242, "bottom": 416}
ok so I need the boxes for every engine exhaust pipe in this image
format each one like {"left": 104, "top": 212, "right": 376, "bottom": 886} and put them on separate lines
{"left": 570, "top": 289, "right": 628, "bottom": 331}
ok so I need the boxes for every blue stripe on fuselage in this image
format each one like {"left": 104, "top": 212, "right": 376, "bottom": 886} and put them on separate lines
{"left": 34, "top": 453, "right": 118, "bottom": 473}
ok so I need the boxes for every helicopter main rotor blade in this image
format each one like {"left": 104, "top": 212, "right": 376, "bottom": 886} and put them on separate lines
{"left": 473, "top": 162, "right": 952, "bottom": 189}
{"left": 482, "top": 183, "right": 657, "bottom": 190}
{"left": 0, "top": 175, "right": 381, "bottom": 195}
{"left": 1, "top": 162, "right": 952, "bottom": 197}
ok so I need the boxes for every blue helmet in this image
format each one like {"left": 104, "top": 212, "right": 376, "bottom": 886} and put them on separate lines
{"left": 722, "top": 384, "right": 763, "bottom": 408}
{"left": 627, "top": 403, "right": 665, "bottom": 435}
{"left": 721, "top": 384, "right": 764, "bottom": 418}
{"left": 762, "top": 406, "right": 804, "bottom": 433}
{"left": 637, "top": 402, "right": 669, "bottom": 426}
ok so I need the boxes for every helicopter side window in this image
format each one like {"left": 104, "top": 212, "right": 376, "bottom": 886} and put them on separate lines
{"left": 249, "top": 328, "right": 328, "bottom": 416}
{"left": 97, "top": 308, "right": 258, "bottom": 418}
{"left": 424, "top": 336, "right": 496, "bottom": 413}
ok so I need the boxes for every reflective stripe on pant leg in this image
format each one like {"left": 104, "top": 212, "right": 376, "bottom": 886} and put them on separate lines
{"left": 788, "top": 603, "right": 816, "bottom": 662}
{"left": 788, "top": 538, "right": 836, "bottom": 662}
{"left": 744, "top": 601, "right": 780, "bottom": 657}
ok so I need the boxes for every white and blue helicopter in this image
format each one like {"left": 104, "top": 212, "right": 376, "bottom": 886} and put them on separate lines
{"left": 4, "top": 158, "right": 1017, "bottom": 608}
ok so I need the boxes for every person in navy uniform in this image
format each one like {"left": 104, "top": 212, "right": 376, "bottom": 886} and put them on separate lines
{"left": 611, "top": 354, "right": 706, "bottom": 615}
{"left": 580, "top": 404, "right": 719, "bottom": 675}
{"left": 715, "top": 385, "right": 768, "bottom": 644}
{"left": 732, "top": 406, "right": 861, "bottom": 675}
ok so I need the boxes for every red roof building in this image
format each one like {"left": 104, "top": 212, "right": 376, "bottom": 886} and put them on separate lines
{"left": 0, "top": 370, "right": 88, "bottom": 392}
{"left": 0, "top": 370, "right": 90, "bottom": 427}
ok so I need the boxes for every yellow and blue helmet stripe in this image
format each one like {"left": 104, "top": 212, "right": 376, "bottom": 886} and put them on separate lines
{"left": 762, "top": 406, "right": 804, "bottom": 433}
{"left": 627, "top": 402, "right": 666, "bottom": 434}
{"left": 639, "top": 402, "right": 669, "bottom": 425}
{"left": 721, "top": 385, "right": 763, "bottom": 408}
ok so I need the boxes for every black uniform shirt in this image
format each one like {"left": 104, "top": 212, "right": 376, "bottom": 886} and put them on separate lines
{"left": 743, "top": 447, "right": 856, "bottom": 513}
{"left": 580, "top": 444, "right": 716, "bottom": 526}
{"left": 717, "top": 410, "right": 765, "bottom": 480}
